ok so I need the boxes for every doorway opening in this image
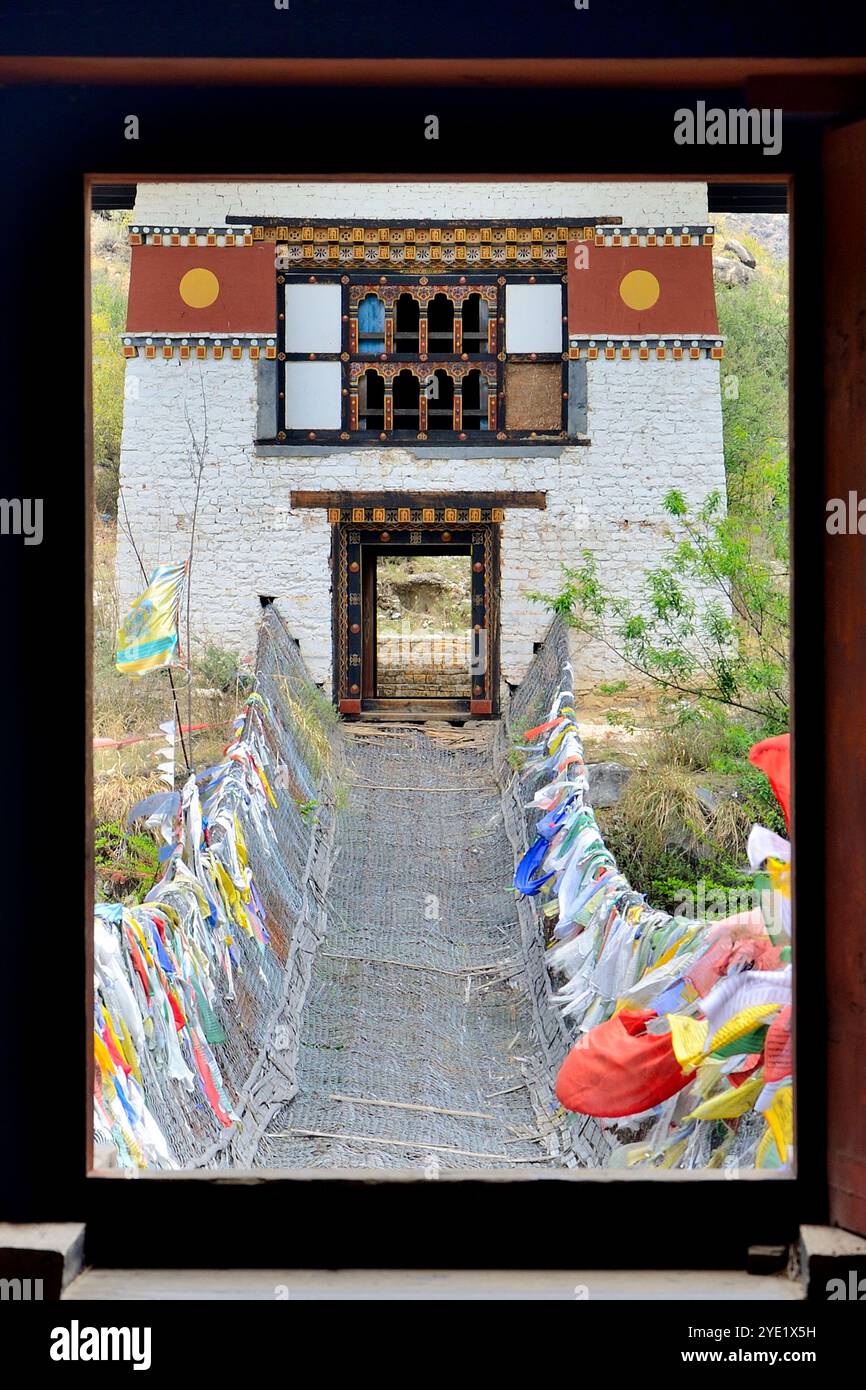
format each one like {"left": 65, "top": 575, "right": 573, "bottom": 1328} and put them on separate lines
{"left": 374, "top": 550, "right": 472, "bottom": 701}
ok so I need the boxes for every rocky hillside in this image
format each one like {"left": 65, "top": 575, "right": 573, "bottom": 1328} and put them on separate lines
{"left": 713, "top": 213, "right": 788, "bottom": 285}
{"left": 722, "top": 212, "right": 788, "bottom": 262}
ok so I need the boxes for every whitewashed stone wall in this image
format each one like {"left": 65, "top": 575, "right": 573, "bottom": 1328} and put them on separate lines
{"left": 115, "top": 356, "right": 724, "bottom": 691}
{"left": 116, "top": 181, "right": 724, "bottom": 695}
{"left": 132, "top": 180, "right": 708, "bottom": 230}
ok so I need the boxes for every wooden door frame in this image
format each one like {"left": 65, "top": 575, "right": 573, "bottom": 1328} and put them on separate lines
{"left": 10, "top": 48, "right": 861, "bottom": 1256}
{"left": 822, "top": 117, "right": 866, "bottom": 1236}
{"left": 360, "top": 541, "right": 474, "bottom": 709}
{"left": 360, "top": 547, "right": 377, "bottom": 700}
{"left": 333, "top": 518, "right": 500, "bottom": 717}
{"left": 72, "top": 166, "right": 805, "bottom": 1267}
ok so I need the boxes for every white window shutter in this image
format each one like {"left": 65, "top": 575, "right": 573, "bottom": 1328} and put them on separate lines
{"left": 284, "top": 362, "right": 342, "bottom": 428}
{"left": 283, "top": 283, "right": 342, "bottom": 353}
{"left": 505, "top": 284, "right": 564, "bottom": 353}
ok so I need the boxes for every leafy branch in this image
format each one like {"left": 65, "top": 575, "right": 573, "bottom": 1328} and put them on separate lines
{"left": 529, "top": 487, "right": 788, "bottom": 724}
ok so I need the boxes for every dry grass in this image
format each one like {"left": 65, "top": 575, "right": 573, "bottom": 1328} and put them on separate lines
{"left": 93, "top": 517, "right": 244, "bottom": 812}
{"left": 705, "top": 792, "right": 753, "bottom": 865}
{"left": 94, "top": 767, "right": 166, "bottom": 828}
{"left": 608, "top": 764, "right": 708, "bottom": 869}
{"left": 654, "top": 717, "right": 732, "bottom": 772}
{"left": 90, "top": 210, "right": 131, "bottom": 291}
{"left": 273, "top": 674, "right": 337, "bottom": 776}
{"left": 602, "top": 761, "right": 752, "bottom": 882}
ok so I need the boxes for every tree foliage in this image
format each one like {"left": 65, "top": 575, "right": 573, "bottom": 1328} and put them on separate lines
{"left": 91, "top": 275, "right": 127, "bottom": 516}
{"left": 716, "top": 246, "right": 788, "bottom": 502}
{"left": 531, "top": 485, "right": 788, "bottom": 724}
{"left": 532, "top": 237, "right": 789, "bottom": 728}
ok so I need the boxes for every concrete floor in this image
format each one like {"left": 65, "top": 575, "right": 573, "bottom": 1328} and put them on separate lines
{"left": 64, "top": 1267, "right": 804, "bottom": 1300}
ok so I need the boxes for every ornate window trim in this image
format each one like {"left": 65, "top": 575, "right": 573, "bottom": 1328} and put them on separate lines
{"left": 269, "top": 270, "right": 571, "bottom": 446}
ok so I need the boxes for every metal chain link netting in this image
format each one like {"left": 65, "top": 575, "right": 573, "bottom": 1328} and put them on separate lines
{"left": 202, "top": 607, "right": 342, "bottom": 1166}
{"left": 105, "top": 609, "right": 610, "bottom": 1170}
{"left": 102, "top": 607, "right": 779, "bottom": 1175}
{"left": 95, "top": 607, "right": 338, "bottom": 1170}
{"left": 246, "top": 612, "right": 608, "bottom": 1170}
{"left": 495, "top": 619, "right": 612, "bottom": 1167}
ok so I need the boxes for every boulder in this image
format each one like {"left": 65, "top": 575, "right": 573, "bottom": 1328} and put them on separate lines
{"left": 587, "top": 762, "right": 633, "bottom": 808}
{"left": 695, "top": 785, "right": 721, "bottom": 813}
{"left": 724, "top": 237, "right": 757, "bottom": 269}
{"left": 391, "top": 573, "right": 450, "bottom": 611}
{"left": 713, "top": 255, "right": 753, "bottom": 288}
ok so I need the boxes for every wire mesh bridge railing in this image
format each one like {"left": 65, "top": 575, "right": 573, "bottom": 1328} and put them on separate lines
{"left": 94, "top": 609, "right": 610, "bottom": 1171}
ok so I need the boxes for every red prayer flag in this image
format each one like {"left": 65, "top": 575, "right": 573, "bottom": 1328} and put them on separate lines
{"left": 749, "top": 733, "right": 791, "bottom": 830}
{"left": 764, "top": 1005, "right": 793, "bottom": 1082}
{"left": 556, "top": 1009, "right": 694, "bottom": 1118}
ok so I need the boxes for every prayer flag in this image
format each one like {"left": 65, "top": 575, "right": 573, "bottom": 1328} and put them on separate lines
{"left": 115, "top": 562, "right": 187, "bottom": 677}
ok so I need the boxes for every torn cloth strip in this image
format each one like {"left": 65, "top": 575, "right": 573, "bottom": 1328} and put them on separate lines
{"left": 555, "top": 1009, "right": 695, "bottom": 1118}
{"left": 748, "top": 733, "right": 791, "bottom": 831}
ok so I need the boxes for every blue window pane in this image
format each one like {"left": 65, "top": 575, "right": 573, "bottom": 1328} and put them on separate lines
{"left": 358, "top": 294, "right": 385, "bottom": 354}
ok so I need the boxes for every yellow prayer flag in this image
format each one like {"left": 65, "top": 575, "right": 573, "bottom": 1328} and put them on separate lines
{"left": 708, "top": 1002, "right": 779, "bottom": 1054}
{"left": 667, "top": 1013, "right": 708, "bottom": 1069}
{"left": 116, "top": 561, "right": 187, "bottom": 677}
{"left": 760, "top": 1084, "right": 794, "bottom": 1162}
{"left": 686, "top": 1073, "right": 765, "bottom": 1122}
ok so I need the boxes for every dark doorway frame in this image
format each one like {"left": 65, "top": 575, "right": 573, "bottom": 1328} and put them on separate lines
{"left": 332, "top": 519, "right": 500, "bottom": 718}
{"left": 76, "top": 167, "right": 805, "bottom": 1270}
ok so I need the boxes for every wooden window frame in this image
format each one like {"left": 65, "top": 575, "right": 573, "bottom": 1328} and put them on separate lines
{"left": 271, "top": 270, "right": 570, "bottom": 445}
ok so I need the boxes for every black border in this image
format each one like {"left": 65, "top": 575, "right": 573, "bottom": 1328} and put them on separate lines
{"left": 0, "top": 75, "right": 825, "bottom": 1271}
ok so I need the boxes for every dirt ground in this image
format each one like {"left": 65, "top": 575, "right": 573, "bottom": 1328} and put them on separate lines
{"left": 570, "top": 688, "right": 661, "bottom": 764}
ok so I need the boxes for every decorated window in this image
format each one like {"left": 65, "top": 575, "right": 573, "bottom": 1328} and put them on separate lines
{"left": 426, "top": 368, "right": 456, "bottom": 430}
{"left": 274, "top": 271, "right": 569, "bottom": 443}
{"left": 461, "top": 368, "right": 488, "bottom": 431}
{"left": 394, "top": 293, "right": 422, "bottom": 352}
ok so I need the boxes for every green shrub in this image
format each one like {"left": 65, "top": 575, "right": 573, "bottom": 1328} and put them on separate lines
{"left": 654, "top": 705, "right": 787, "bottom": 836}
{"left": 91, "top": 275, "right": 127, "bottom": 518}
{"left": 94, "top": 820, "right": 159, "bottom": 902}
{"left": 195, "top": 642, "right": 252, "bottom": 693}
{"left": 645, "top": 856, "right": 756, "bottom": 916}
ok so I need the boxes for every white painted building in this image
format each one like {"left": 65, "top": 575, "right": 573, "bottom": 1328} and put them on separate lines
{"left": 115, "top": 181, "right": 725, "bottom": 712}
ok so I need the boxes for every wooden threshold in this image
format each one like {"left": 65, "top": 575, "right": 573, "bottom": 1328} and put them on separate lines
{"left": 362, "top": 698, "right": 471, "bottom": 719}
{"left": 354, "top": 698, "right": 479, "bottom": 723}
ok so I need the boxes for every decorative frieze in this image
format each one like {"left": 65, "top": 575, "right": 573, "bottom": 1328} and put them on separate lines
{"left": 347, "top": 283, "right": 498, "bottom": 308}
{"left": 568, "top": 337, "right": 724, "bottom": 361}
{"left": 347, "top": 361, "right": 496, "bottom": 385}
{"left": 594, "top": 225, "right": 715, "bottom": 246}
{"left": 323, "top": 507, "right": 505, "bottom": 525}
{"left": 129, "top": 225, "right": 255, "bottom": 246}
{"left": 258, "top": 220, "right": 607, "bottom": 268}
{"left": 122, "top": 335, "right": 277, "bottom": 360}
